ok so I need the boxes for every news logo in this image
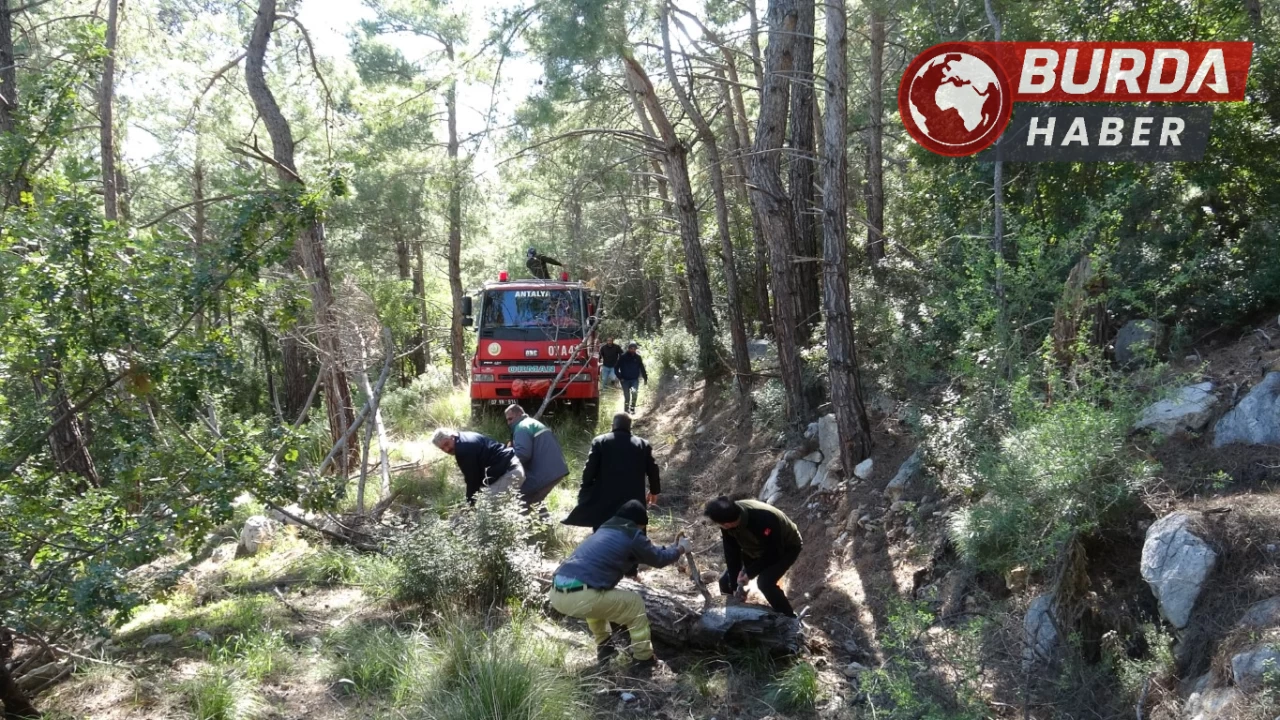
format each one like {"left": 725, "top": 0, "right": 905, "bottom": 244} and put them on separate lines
{"left": 898, "top": 41, "right": 1253, "bottom": 161}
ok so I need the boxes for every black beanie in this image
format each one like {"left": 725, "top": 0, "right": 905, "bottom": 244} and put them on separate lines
{"left": 614, "top": 499, "right": 649, "bottom": 527}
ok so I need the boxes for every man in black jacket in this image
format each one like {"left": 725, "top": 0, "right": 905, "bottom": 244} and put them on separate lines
{"left": 614, "top": 342, "right": 647, "bottom": 414}
{"left": 563, "top": 413, "right": 661, "bottom": 531}
{"left": 704, "top": 496, "right": 803, "bottom": 617}
{"left": 599, "top": 338, "right": 623, "bottom": 389}
{"left": 526, "top": 247, "right": 562, "bottom": 279}
{"left": 431, "top": 427, "right": 524, "bottom": 503}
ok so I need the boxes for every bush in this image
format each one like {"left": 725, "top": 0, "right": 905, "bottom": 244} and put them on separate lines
{"left": 177, "top": 668, "right": 263, "bottom": 720}
{"left": 948, "top": 397, "right": 1154, "bottom": 574}
{"left": 651, "top": 325, "right": 697, "bottom": 376}
{"left": 767, "top": 661, "right": 820, "bottom": 713}
{"left": 380, "top": 368, "right": 455, "bottom": 436}
{"left": 391, "top": 490, "right": 543, "bottom": 610}
{"left": 328, "top": 623, "right": 429, "bottom": 700}
{"left": 419, "top": 615, "right": 582, "bottom": 720}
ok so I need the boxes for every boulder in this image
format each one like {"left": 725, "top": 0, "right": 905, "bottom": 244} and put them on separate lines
{"left": 817, "top": 414, "right": 840, "bottom": 469}
{"left": 141, "top": 633, "right": 173, "bottom": 649}
{"left": 802, "top": 451, "right": 823, "bottom": 464}
{"left": 1022, "top": 595, "right": 1059, "bottom": 669}
{"left": 239, "top": 515, "right": 277, "bottom": 556}
{"left": 794, "top": 459, "right": 819, "bottom": 489}
{"left": 1239, "top": 596, "right": 1280, "bottom": 631}
{"left": 853, "top": 458, "right": 874, "bottom": 481}
{"left": 1114, "top": 319, "right": 1165, "bottom": 367}
{"left": 884, "top": 449, "right": 924, "bottom": 499}
{"left": 804, "top": 422, "right": 819, "bottom": 440}
{"left": 760, "top": 460, "right": 787, "bottom": 505}
{"left": 1134, "top": 382, "right": 1217, "bottom": 436}
{"left": 1140, "top": 512, "right": 1217, "bottom": 629}
{"left": 1213, "top": 372, "right": 1280, "bottom": 448}
{"left": 1232, "top": 645, "right": 1280, "bottom": 692}
{"left": 210, "top": 543, "right": 238, "bottom": 565}
{"left": 1185, "top": 684, "right": 1242, "bottom": 720}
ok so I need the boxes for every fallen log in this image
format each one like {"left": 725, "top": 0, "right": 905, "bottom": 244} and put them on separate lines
{"left": 618, "top": 579, "right": 805, "bottom": 655}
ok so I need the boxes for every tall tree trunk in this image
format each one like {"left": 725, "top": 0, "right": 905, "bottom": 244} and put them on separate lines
{"left": 1, "top": 0, "right": 25, "bottom": 206}
{"left": 626, "top": 73, "right": 678, "bottom": 334}
{"left": 718, "top": 65, "right": 773, "bottom": 337}
{"left": 984, "top": 0, "right": 1007, "bottom": 337}
{"left": 100, "top": 0, "right": 120, "bottom": 222}
{"left": 413, "top": 240, "right": 430, "bottom": 373}
{"left": 445, "top": 45, "right": 467, "bottom": 386}
{"left": 865, "top": 4, "right": 887, "bottom": 266}
{"left": 788, "top": 0, "right": 820, "bottom": 340}
{"left": 822, "top": 0, "right": 872, "bottom": 473}
{"left": 246, "top": 0, "right": 356, "bottom": 473}
{"left": 746, "top": 0, "right": 766, "bottom": 89}
{"left": 621, "top": 54, "right": 720, "bottom": 376}
{"left": 660, "top": 8, "right": 750, "bottom": 392}
{"left": 750, "top": 0, "right": 808, "bottom": 424}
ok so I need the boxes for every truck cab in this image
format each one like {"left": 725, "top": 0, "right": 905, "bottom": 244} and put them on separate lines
{"left": 461, "top": 271, "right": 601, "bottom": 425}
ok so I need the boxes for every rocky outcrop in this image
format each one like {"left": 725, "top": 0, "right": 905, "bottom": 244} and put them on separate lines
{"left": 760, "top": 460, "right": 786, "bottom": 505}
{"left": 1231, "top": 645, "right": 1280, "bottom": 692}
{"left": 1213, "top": 372, "right": 1280, "bottom": 448}
{"left": 239, "top": 515, "right": 277, "bottom": 557}
{"left": 1022, "top": 594, "right": 1059, "bottom": 670}
{"left": 1140, "top": 513, "right": 1217, "bottom": 629}
{"left": 1134, "top": 382, "right": 1217, "bottom": 436}
{"left": 1114, "top": 319, "right": 1165, "bottom": 367}
{"left": 884, "top": 449, "right": 924, "bottom": 499}
{"left": 1184, "top": 678, "right": 1242, "bottom": 720}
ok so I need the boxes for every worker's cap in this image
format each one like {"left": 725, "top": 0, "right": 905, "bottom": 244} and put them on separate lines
{"left": 614, "top": 499, "right": 649, "bottom": 527}
{"left": 627, "top": 341, "right": 639, "bottom": 348}
{"left": 527, "top": 247, "right": 537, "bottom": 256}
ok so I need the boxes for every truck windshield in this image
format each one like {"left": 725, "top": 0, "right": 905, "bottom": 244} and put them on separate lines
{"left": 479, "top": 289, "right": 583, "bottom": 338}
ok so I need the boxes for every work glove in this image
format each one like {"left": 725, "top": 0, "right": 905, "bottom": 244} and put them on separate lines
{"left": 677, "top": 537, "right": 693, "bottom": 554}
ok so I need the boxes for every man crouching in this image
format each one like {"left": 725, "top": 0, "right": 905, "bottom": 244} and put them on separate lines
{"left": 549, "top": 500, "right": 690, "bottom": 670}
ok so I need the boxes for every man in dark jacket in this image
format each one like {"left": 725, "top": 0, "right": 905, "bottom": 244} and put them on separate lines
{"left": 563, "top": 413, "right": 660, "bottom": 530}
{"left": 549, "top": 500, "right": 690, "bottom": 667}
{"left": 431, "top": 427, "right": 524, "bottom": 503}
{"left": 505, "top": 404, "right": 569, "bottom": 507}
{"left": 599, "top": 338, "right": 623, "bottom": 389}
{"left": 526, "top": 247, "right": 562, "bottom": 279}
{"left": 614, "top": 342, "right": 648, "bottom": 414}
{"left": 704, "top": 496, "right": 803, "bottom": 617}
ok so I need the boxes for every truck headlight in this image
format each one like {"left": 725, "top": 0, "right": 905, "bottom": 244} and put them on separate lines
{"left": 472, "top": 374, "right": 495, "bottom": 383}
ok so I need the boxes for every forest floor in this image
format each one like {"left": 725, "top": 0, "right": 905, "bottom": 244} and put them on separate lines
{"left": 37, "top": 314, "right": 1280, "bottom": 719}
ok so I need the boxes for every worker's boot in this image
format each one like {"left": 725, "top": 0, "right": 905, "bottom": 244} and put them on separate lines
{"left": 596, "top": 639, "right": 618, "bottom": 665}
{"left": 628, "top": 656, "right": 660, "bottom": 675}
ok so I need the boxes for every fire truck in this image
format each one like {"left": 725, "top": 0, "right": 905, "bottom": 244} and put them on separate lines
{"left": 460, "top": 270, "right": 601, "bottom": 425}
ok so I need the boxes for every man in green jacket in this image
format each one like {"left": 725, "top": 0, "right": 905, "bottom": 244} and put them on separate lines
{"left": 504, "top": 404, "right": 569, "bottom": 507}
{"left": 703, "top": 496, "right": 803, "bottom": 617}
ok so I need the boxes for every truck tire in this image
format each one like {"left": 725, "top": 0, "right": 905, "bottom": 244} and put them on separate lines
{"left": 583, "top": 401, "right": 599, "bottom": 429}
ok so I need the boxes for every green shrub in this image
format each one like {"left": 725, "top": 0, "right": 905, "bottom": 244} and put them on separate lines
{"left": 419, "top": 616, "right": 582, "bottom": 720}
{"left": 380, "top": 368, "right": 455, "bottom": 435}
{"left": 391, "top": 490, "right": 543, "bottom": 610}
{"left": 949, "top": 398, "right": 1154, "bottom": 574}
{"left": 767, "top": 661, "right": 820, "bottom": 713}
{"left": 177, "top": 668, "right": 263, "bottom": 720}
{"left": 328, "top": 624, "right": 429, "bottom": 699}
{"left": 652, "top": 325, "right": 696, "bottom": 376}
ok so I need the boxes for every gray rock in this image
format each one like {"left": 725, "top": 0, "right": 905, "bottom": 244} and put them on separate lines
{"left": 1239, "top": 597, "right": 1280, "bottom": 630}
{"left": 1213, "top": 372, "right": 1280, "bottom": 448}
{"left": 841, "top": 662, "right": 869, "bottom": 678}
{"left": 210, "top": 543, "right": 238, "bottom": 565}
{"left": 760, "top": 460, "right": 787, "bottom": 505}
{"left": 817, "top": 414, "right": 840, "bottom": 469}
{"left": 620, "top": 691, "right": 638, "bottom": 704}
{"left": 1232, "top": 645, "right": 1280, "bottom": 692}
{"left": 1185, "top": 685, "right": 1242, "bottom": 720}
{"left": 142, "top": 633, "right": 173, "bottom": 648}
{"left": 1228, "top": 645, "right": 1280, "bottom": 691}
{"left": 815, "top": 464, "right": 840, "bottom": 492}
{"left": 804, "top": 422, "right": 819, "bottom": 440}
{"left": 853, "top": 458, "right": 874, "bottom": 481}
{"left": 802, "top": 451, "right": 823, "bottom": 464}
{"left": 1022, "top": 595, "right": 1059, "bottom": 670}
{"left": 1115, "top": 319, "right": 1166, "bottom": 367}
{"left": 1134, "top": 382, "right": 1217, "bottom": 436}
{"left": 794, "top": 459, "right": 819, "bottom": 489}
{"left": 1140, "top": 512, "right": 1217, "bottom": 629}
{"left": 239, "top": 515, "right": 277, "bottom": 556}
{"left": 885, "top": 449, "right": 924, "bottom": 499}
{"left": 192, "top": 630, "right": 214, "bottom": 644}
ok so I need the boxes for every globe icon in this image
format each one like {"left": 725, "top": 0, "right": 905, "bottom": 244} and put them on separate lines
{"left": 906, "top": 52, "right": 1003, "bottom": 149}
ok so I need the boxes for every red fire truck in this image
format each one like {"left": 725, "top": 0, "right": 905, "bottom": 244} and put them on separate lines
{"left": 461, "top": 271, "right": 601, "bottom": 425}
